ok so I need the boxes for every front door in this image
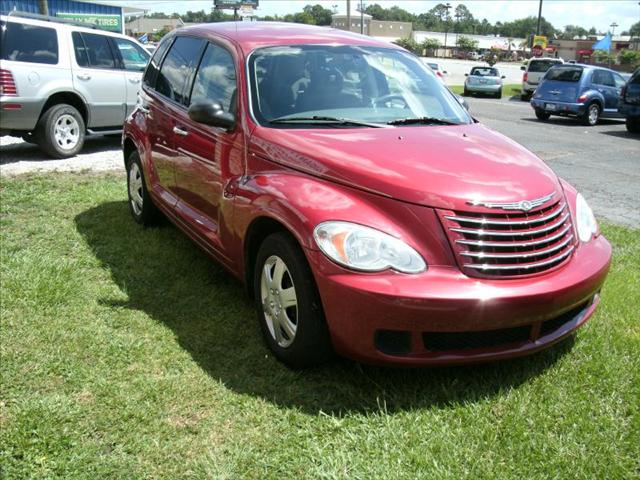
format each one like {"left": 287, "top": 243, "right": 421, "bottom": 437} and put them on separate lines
{"left": 70, "top": 31, "right": 126, "bottom": 128}
{"left": 173, "top": 41, "right": 241, "bottom": 254}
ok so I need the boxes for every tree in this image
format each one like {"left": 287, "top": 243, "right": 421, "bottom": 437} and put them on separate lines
{"left": 560, "top": 24, "right": 589, "bottom": 40}
{"left": 630, "top": 21, "right": 640, "bottom": 37}
{"left": 618, "top": 49, "right": 640, "bottom": 67}
{"left": 303, "top": 4, "right": 333, "bottom": 26}
{"left": 393, "top": 38, "right": 421, "bottom": 54}
{"left": 457, "top": 35, "right": 478, "bottom": 52}
{"left": 422, "top": 38, "right": 440, "bottom": 55}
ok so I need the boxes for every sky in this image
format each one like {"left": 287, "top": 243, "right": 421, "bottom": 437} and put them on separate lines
{"left": 115, "top": 0, "right": 640, "bottom": 33}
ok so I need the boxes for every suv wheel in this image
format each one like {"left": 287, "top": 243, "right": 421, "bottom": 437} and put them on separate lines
{"left": 126, "top": 151, "right": 160, "bottom": 225}
{"left": 35, "top": 104, "right": 85, "bottom": 158}
{"left": 626, "top": 117, "right": 640, "bottom": 133}
{"left": 535, "top": 109, "right": 551, "bottom": 121}
{"left": 254, "top": 232, "right": 333, "bottom": 368}
{"left": 582, "top": 103, "right": 600, "bottom": 126}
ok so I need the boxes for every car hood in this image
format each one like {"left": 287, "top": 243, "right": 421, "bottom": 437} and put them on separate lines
{"left": 248, "top": 123, "right": 562, "bottom": 211}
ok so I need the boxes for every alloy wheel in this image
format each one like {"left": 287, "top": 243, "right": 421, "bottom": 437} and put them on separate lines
{"left": 54, "top": 114, "right": 80, "bottom": 150}
{"left": 129, "top": 162, "right": 144, "bottom": 216}
{"left": 260, "top": 255, "right": 298, "bottom": 348}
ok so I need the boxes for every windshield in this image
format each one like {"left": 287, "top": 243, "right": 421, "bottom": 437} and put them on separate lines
{"left": 248, "top": 45, "right": 471, "bottom": 127}
{"left": 470, "top": 67, "right": 498, "bottom": 77}
{"left": 528, "top": 60, "right": 561, "bottom": 73}
{"left": 545, "top": 66, "right": 583, "bottom": 82}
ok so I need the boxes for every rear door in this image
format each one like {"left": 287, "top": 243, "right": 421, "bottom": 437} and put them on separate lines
{"left": 592, "top": 69, "right": 619, "bottom": 111}
{"left": 110, "top": 36, "right": 150, "bottom": 118}
{"left": 70, "top": 31, "right": 126, "bottom": 128}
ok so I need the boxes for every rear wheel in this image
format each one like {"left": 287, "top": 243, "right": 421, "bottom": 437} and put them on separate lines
{"left": 126, "top": 151, "right": 160, "bottom": 226}
{"left": 626, "top": 117, "right": 640, "bottom": 133}
{"left": 463, "top": 87, "right": 469, "bottom": 96}
{"left": 254, "top": 232, "right": 332, "bottom": 368}
{"left": 581, "top": 103, "right": 600, "bottom": 126}
{"left": 495, "top": 89, "right": 502, "bottom": 99}
{"left": 535, "top": 109, "right": 551, "bottom": 121}
{"left": 34, "top": 103, "right": 85, "bottom": 158}
{"left": 521, "top": 92, "right": 531, "bottom": 101}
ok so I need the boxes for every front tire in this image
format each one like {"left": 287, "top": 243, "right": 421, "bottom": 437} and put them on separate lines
{"left": 126, "top": 151, "right": 160, "bottom": 226}
{"left": 582, "top": 103, "right": 600, "bottom": 126}
{"left": 535, "top": 109, "right": 551, "bottom": 120}
{"left": 34, "top": 103, "right": 85, "bottom": 158}
{"left": 626, "top": 117, "right": 640, "bottom": 133}
{"left": 254, "top": 232, "right": 332, "bottom": 368}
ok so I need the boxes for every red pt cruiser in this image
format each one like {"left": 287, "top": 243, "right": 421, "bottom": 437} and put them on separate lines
{"left": 122, "top": 23, "right": 611, "bottom": 368}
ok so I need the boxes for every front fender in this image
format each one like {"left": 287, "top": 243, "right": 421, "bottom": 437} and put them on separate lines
{"left": 231, "top": 168, "right": 456, "bottom": 277}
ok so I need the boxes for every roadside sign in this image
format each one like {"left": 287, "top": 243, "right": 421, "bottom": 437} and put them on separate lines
{"left": 56, "top": 12, "right": 122, "bottom": 33}
{"left": 214, "top": 0, "right": 259, "bottom": 9}
{"left": 532, "top": 35, "right": 548, "bottom": 49}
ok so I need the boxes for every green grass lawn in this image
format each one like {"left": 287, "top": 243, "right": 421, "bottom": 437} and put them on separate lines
{"left": 1, "top": 173, "right": 638, "bottom": 479}
{"left": 450, "top": 83, "right": 522, "bottom": 97}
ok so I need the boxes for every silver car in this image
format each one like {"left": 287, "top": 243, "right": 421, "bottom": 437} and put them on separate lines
{"left": 463, "top": 66, "right": 505, "bottom": 98}
{"left": 0, "top": 14, "right": 150, "bottom": 158}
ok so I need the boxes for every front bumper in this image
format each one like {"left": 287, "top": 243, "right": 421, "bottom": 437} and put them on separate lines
{"left": 530, "top": 98, "right": 586, "bottom": 116}
{"left": 0, "top": 97, "right": 45, "bottom": 132}
{"left": 308, "top": 235, "right": 611, "bottom": 366}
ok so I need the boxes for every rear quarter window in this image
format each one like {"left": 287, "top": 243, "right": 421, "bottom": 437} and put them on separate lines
{"left": 0, "top": 21, "right": 58, "bottom": 64}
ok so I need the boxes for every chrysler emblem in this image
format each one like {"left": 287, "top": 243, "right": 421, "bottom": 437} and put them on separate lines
{"left": 466, "top": 192, "right": 555, "bottom": 211}
{"left": 518, "top": 200, "right": 533, "bottom": 211}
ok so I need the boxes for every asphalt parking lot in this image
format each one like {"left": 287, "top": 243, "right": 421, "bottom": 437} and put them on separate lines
{"left": 1, "top": 97, "right": 638, "bottom": 227}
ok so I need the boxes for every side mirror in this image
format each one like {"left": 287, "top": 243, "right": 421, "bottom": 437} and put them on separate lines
{"left": 188, "top": 102, "right": 235, "bottom": 130}
{"left": 464, "top": 73, "right": 469, "bottom": 76}
{"left": 443, "top": 70, "right": 448, "bottom": 75}
{"left": 501, "top": 75, "right": 506, "bottom": 79}
{"left": 520, "top": 65, "right": 526, "bottom": 71}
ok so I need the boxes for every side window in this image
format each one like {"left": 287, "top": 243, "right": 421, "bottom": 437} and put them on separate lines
{"left": 143, "top": 37, "right": 172, "bottom": 89}
{"left": 156, "top": 36, "right": 205, "bottom": 106}
{"left": 73, "top": 32, "right": 116, "bottom": 69}
{"left": 592, "top": 70, "right": 614, "bottom": 87}
{"left": 190, "top": 43, "right": 237, "bottom": 113}
{"left": 613, "top": 74, "right": 626, "bottom": 89}
{"left": 112, "top": 37, "right": 150, "bottom": 72}
{"left": 0, "top": 21, "right": 58, "bottom": 64}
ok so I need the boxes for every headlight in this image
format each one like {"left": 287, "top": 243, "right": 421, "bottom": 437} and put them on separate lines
{"left": 313, "top": 221, "right": 426, "bottom": 274}
{"left": 575, "top": 193, "right": 598, "bottom": 242}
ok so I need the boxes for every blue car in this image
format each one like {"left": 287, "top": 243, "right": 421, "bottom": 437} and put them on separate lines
{"left": 530, "top": 64, "right": 626, "bottom": 126}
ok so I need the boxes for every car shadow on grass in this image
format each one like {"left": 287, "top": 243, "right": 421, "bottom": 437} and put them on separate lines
{"left": 75, "top": 201, "right": 576, "bottom": 415}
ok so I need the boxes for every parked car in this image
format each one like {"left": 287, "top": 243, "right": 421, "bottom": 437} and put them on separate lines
{"left": 463, "top": 66, "right": 506, "bottom": 98}
{"left": 123, "top": 23, "right": 611, "bottom": 368}
{"left": 521, "top": 57, "right": 563, "bottom": 100}
{"left": 531, "top": 64, "right": 626, "bottom": 125}
{"left": 0, "top": 13, "right": 150, "bottom": 158}
{"left": 467, "top": 51, "right": 481, "bottom": 61}
{"left": 619, "top": 68, "right": 640, "bottom": 133}
{"left": 425, "top": 61, "right": 447, "bottom": 81}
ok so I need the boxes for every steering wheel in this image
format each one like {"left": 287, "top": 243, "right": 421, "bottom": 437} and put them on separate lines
{"left": 372, "top": 94, "right": 409, "bottom": 109}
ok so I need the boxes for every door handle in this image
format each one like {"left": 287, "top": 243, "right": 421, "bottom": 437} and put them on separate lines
{"left": 76, "top": 73, "right": 91, "bottom": 81}
{"left": 173, "top": 126, "right": 188, "bottom": 136}
{"left": 128, "top": 78, "right": 141, "bottom": 84}
{"left": 138, "top": 104, "right": 150, "bottom": 114}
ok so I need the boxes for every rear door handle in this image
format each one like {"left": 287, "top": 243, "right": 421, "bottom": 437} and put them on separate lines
{"left": 76, "top": 73, "right": 91, "bottom": 81}
{"left": 173, "top": 126, "right": 188, "bottom": 136}
{"left": 138, "top": 105, "right": 150, "bottom": 114}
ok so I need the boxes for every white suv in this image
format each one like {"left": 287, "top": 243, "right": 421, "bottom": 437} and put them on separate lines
{"left": 520, "top": 57, "right": 563, "bottom": 100}
{"left": 0, "top": 14, "right": 150, "bottom": 158}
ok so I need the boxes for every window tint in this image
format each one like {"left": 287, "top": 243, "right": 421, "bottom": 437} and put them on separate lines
{"left": 190, "top": 43, "right": 237, "bottom": 113}
{"left": 613, "top": 74, "right": 626, "bottom": 89}
{"left": 113, "top": 37, "right": 149, "bottom": 71}
{"left": 470, "top": 67, "right": 498, "bottom": 77}
{"left": 592, "top": 70, "right": 614, "bottom": 87}
{"left": 545, "top": 67, "right": 583, "bottom": 82}
{"left": 0, "top": 21, "right": 58, "bottom": 64}
{"left": 156, "top": 36, "right": 204, "bottom": 106}
{"left": 143, "top": 37, "right": 172, "bottom": 89}
{"left": 73, "top": 32, "right": 116, "bottom": 69}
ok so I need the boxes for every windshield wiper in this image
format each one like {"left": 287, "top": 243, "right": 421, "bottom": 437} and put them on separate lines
{"left": 269, "top": 115, "right": 386, "bottom": 128}
{"left": 387, "top": 117, "right": 460, "bottom": 126}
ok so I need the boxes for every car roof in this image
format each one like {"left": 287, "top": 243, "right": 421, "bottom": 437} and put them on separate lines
{"left": 175, "top": 21, "right": 403, "bottom": 54}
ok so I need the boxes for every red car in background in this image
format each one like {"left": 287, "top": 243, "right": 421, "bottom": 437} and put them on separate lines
{"left": 122, "top": 23, "right": 611, "bottom": 368}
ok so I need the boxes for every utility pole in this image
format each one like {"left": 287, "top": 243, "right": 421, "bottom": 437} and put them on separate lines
{"left": 443, "top": 3, "right": 451, "bottom": 58}
{"left": 609, "top": 22, "right": 618, "bottom": 68}
{"left": 359, "top": 0, "right": 365, "bottom": 35}
{"left": 347, "top": 0, "right": 351, "bottom": 33}
{"left": 536, "top": 0, "right": 543, "bottom": 35}
{"left": 38, "top": 0, "right": 48, "bottom": 16}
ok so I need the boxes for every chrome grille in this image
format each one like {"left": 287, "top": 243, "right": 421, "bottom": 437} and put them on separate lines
{"left": 440, "top": 197, "right": 576, "bottom": 278}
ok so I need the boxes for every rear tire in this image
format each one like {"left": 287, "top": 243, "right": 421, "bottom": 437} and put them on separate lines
{"left": 463, "top": 88, "right": 469, "bottom": 96}
{"left": 521, "top": 92, "right": 531, "bottom": 101}
{"left": 126, "top": 151, "right": 160, "bottom": 226}
{"left": 495, "top": 89, "right": 502, "bottom": 99}
{"left": 535, "top": 109, "right": 551, "bottom": 121}
{"left": 581, "top": 102, "right": 600, "bottom": 126}
{"left": 253, "top": 232, "right": 333, "bottom": 368}
{"left": 34, "top": 103, "right": 85, "bottom": 158}
{"left": 625, "top": 117, "right": 640, "bottom": 133}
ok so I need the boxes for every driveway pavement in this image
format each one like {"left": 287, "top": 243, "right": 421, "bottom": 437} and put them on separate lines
{"left": 1, "top": 97, "right": 638, "bottom": 227}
